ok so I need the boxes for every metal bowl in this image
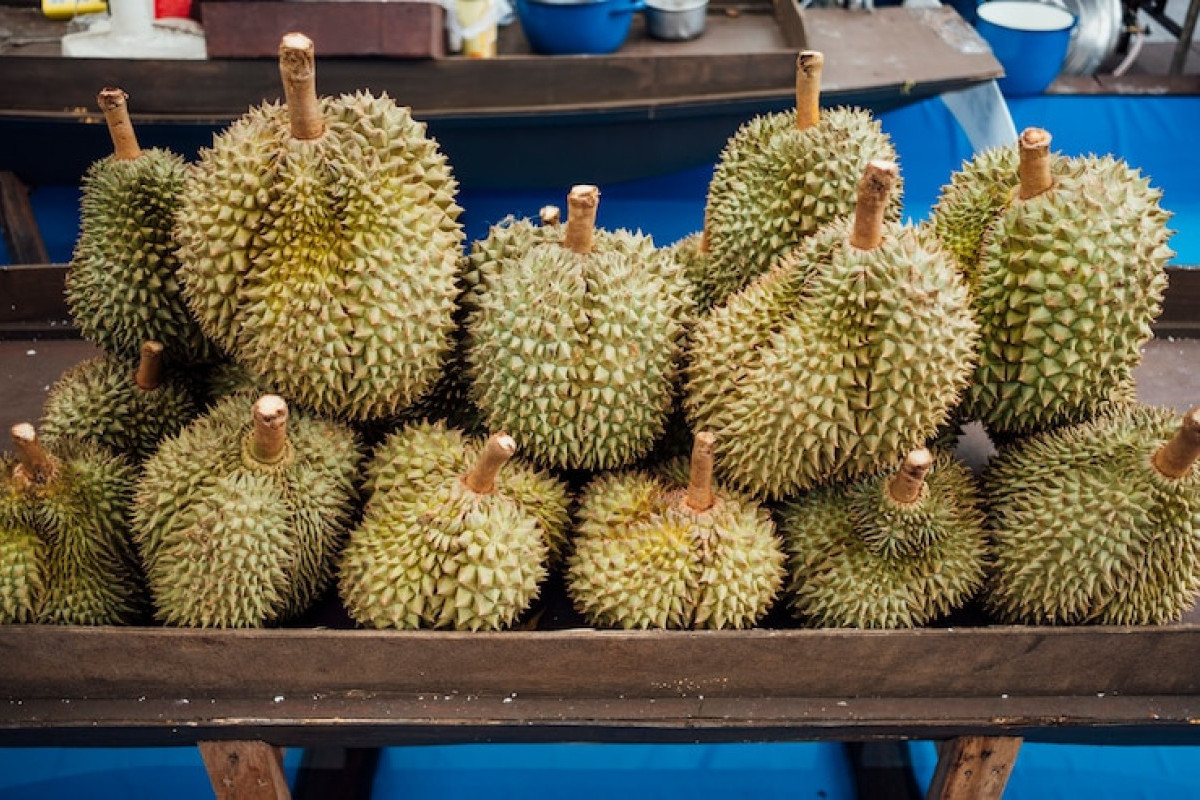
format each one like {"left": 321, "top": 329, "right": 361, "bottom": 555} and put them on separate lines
{"left": 645, "top": 0, "right": 707, "bottom": 41}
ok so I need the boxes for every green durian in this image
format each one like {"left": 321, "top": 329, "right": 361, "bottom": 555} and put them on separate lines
{"left": 781, "top": 448, "right": 989, "bottom": 628}
{"left": 339, "top": 423, "right": 570, "bottom": 630}
{"left": 134, "top": 394, "right": 361, "bottom": 627}
{"left": 686, "top": 162, "right": 978, "bottom": 499}
{"left": 1, "top": 424, "right": 143, "bottom": 625}
{"left": 66, "top": 89, "right": 215, "bottom": 363}
{"left": 929, "top": 127, "right": 1172, "bottom": 434}
{"left": 41, "top": 341, "right": 199, "bottom": 462}
{"left": 175, "top": 34, "right": 463, "bottom": 421}
{"left": 984, "top": 405, "right": 1200, "bottom": 625}
{"left": 567, "top": 432, "right": 784, "bottom": 629}
{"left": 468, "top": 185, "right": 692, "bottom": 470}
{"left": 701, "top": 51, "right": 901, "bottom": 305}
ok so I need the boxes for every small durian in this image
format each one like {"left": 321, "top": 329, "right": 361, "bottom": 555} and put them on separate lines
{"left": 929, "top": 127, "right": 1172, "bottom": 434}
{"left": 985, "top": 405, "right": 1200, "bottom": 625}
{"left": 1, "top": 424, "right": 143, "bottom": 625}
{"left": 567, "top": 432, "right": 784, "bottom": 629}
{"left": 41, "top": 341, "right": 199, "bottom": 462}
{"left": 701, "top": 51, "right": 901, "bottom": 305}
{"left": 66, "top": 89, "right": 214, "bottom": 364}
{"left": 686, "top": 162, "right": 978, "bottom": 499}
{"left": 339, "top": 424, "right": 570, "bottom": 630}
{"left": 175, "top": 34, "right": 463, "bottom": 421}
{"left": 134, "top": 394, "right": 361, "bottom": 627}
{"left": 781, "top": 448, "right": 989, "bottom": 628}
{"left": 468, "top": 186, "right": 692, "bottom": 470}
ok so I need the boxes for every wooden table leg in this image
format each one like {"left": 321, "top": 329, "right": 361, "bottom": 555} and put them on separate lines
{"left": 199, "top": 740, "right": 291, "bottom": 800}
{"left": 926, "top": 736, "right": 1022, "bottom": 800}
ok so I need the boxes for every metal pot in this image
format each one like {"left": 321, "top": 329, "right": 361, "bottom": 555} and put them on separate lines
{"left": 645, "top": 0, "right": 707, "bottom": 41}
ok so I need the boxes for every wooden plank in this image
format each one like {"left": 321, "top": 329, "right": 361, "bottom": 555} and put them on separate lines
{"left": 773, "top": 0, "right": 808, "bottom": 49}
{"left": 926, "top": 736, "right": 1022, "bottom": 800}
{"left": 199, "top": 740, "right": 291, "bottom": 800}
{"left": 0, "top": 171, "right": 48, "bottom": 265}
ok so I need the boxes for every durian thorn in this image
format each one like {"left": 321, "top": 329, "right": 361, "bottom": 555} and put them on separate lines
{"left": 849, "top": 160, "right": 898, "bottom": 251}
{"left": 279, "top": 32, "right": 325, "bottom": 141}
{"left": 539, "top": 205, "right": 561, "bottom": 226}
{"left": 10, "top": 423, "right": 57, "bottom": 485}
{"left": 97, "top": 88, "right": 141, "bottom": 161}
{"left": 698, "top": 224, "right": 710, "bottom": 254}
{"left": 250, "top": 395, "right": 289, "bottom": 464}
{"left": 684, "top": 431, "right": 717, "bottom": 513}
{"left": 564, "top": 185, "right": 600, "bottom": 255}
{"left": 134, "top": 341, "right": 165, "bottom": 392}
{"left": 795, "top": 50, "right": 823, "bottom": 131}
{"left": 1152, "top": 406, "right": 1200, "bottom": 479}
{"left": 1018, "top": 127, "right": 1054, "bottom": 200}
{"left": 886, "top": 448, "right": 933, "bottom": 505}
{"left": 462, "top": 433, "right": 516, "bottom": 495}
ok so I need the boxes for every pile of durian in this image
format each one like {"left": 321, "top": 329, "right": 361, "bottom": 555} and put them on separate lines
{"left": 3, "top": 37, "right": 1197, "bottom": 632}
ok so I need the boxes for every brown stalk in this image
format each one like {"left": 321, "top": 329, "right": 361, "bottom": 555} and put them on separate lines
{"left": 134, "top": 341, "right": 165, "bottom": 392}
{"left": 683, "top": 432, "right": 717, "bottom": 513}
{"left": 563, "top": 185, "right": 600, "bottom": 255}
{"left": 886, "top": 448, "right": 934, "bottom": 505}
{"left": 1152, "top": 407, "right": 1200, "bottom": 479}
{"left": 279, "top": 32, "right": 325, "bottom": 140}
{"left": 250, "top": 395, "right": 289, "bottom": 464}
{"left": 1017, "top": 127, "right": 1054, "bottom": 200}
{"left": 795, "top": 50, "right": 824, "bottom": 131}
{"left": 849, "top": 160, "right": 898, "bottom": 251}
{"left": 11, "top": 423, "right": 56, "bottom": 484}
{"left": 463, "top": 433, "right": 517, "bottom": 494}
{"left": 98, "top": 88, "right": 141, "bottom": 161}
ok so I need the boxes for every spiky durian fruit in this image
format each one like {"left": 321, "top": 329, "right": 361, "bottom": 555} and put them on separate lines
{"left": 468, "top": 186, "right": 692, "bottom": 470}
{"left": 700, "top": 51, "right": 901, "bottom": 306}
{"left": 0, "top": 424, "right": 143, "bottom": 624}
{"left": 929, "top": 128, "right": 1172, "bottom": 435}
{"left": 339, "top": 424, "right": 570, "bottom": 630}
{"left": 175, "top": 34, "right": 462, "bottom": 421}
{"left": 686, "top": 162, "right": 978, "bottom": 499}
{"left": 781, "top": 448, "right": 989, "bottom": 628}
{"left": 134, "top": 394, "right": 360, "bottom": 627}
{"left": 66, "top": 89, "right": 215, "bottom": 364}
{"left": 567, "top": 432, "right": 783, "bottom": 629}
{"left": 985, "top": 405, "right": 1200, "bottom": 625}
{"left": 41, "top": 342, "right": 199, "bottom": 462}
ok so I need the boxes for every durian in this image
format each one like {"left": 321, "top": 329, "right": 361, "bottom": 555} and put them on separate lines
{"left": 567, "top": 432, "right": 784, "bottom": 629}
{"left": 468, "top": 185, "right": 692, "bottom": 470}
{"left": 339, "top": 423, "right": 570, "bottom": 630}
{"left": 1, "top": 424, "right": 143, "bottom": 625}
{"left": 41, "top": 341, "right": 199, "bottom": 462}
{"left": 66, "top": 89, "right": 214, "bottom": 364}
{"left": 134, "top": 394, "right": 361, "bottom": 627}
{"left": 985, "top": 405, "right": 1200, "bottom": 625}
{"left": 685, "top": 162, "right": 978, "bottom": 499}
{"left": 781, "top": 448, "right": 989, "bottom": 628}
{"left": 700, "top": 51, "right": 901, "bottom": 305}
{"left": 175, "top": 33, "right": 463, "bottom": 421}
{"left": 929, "top": 127, "right": 1172, "bottom": 434}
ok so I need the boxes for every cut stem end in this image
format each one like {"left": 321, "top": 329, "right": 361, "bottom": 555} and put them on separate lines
{"left": 463, "top": 433, "right": 517, "bottom": 494}
{"left": 134, "top": 341, "right": 165, "bottom": 392}
{"left": 887, "top": 448, "right": 934, "bottom": 505}
{"left": 849, "top": 160, "right": 898, "bottom": 250}
{"left": 539, "top": 205, "right": 561, "bottom": 226}
{"left": 10, "top": 423, "right": 57, "bottom": 484}
{"left": 1017, "top": 127, "right": 1054, "bottom": 200}
{"left": 279, "top": 32, "right": 325, "bottom": 140}
{"left": 97, "top": 88, "right": 141, "bottom": 161}
{"left": 684, "top": 431, "right": 717, "bottom": 513}
{"left": 1153, "top": 407, "right": 1200, "bottom": 479}
{"left": 563, "top": 185, "right": 600, "bottom": 255}
{"left": 795, "top": 50, "right": 824, "bottom": 131}
{"left": 250, "top": 395, "right": 289, "bottom": 464}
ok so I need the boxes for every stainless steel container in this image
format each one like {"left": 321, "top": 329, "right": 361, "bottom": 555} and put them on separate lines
{"left": 645, "top": 0, "right": 707, "bottom": 41}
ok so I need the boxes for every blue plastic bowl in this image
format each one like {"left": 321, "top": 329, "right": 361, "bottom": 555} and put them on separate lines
{"left": 976, "top": 1, "right": 1076, "bottom": 96}
{"left": 516, "top": 0, "right": 646, "bottom": 55}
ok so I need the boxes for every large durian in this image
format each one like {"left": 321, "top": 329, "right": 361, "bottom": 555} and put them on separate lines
{"left": 929, "top": 127, "right": 1172, "bottom": 434}
{"left": 175, "top": 33, "right": 463, "bottom": 421}
{"left": 66, "top": 89, "right": 214, "bottom": 363}
{"left": 41, "top": 341, "right": 199, "bottom": 462}
{"left": 700, "top": 51, "right": 901, "bottom": 305}
{"left": 781, "top": 448, "right": 989, "bottom": 628}
{"left": 1, "top": 424, "right": 143, "bottom": 625}
{"left": 685, "top": 162, "right": 978, "bottom": 499}
{"left": 134, "top": 394, "right": 361, "bottom": 627}
{"left": 339, "top": 423, "right": 570, "bottom": 630}
{"left": 468, "top": 186, "right": 692, "bottom": 470}
{"left": 985, "top": 405, "right": 1200, "bottom": 625}
{"left": 567, "top": 432, "right": 784, "bottom": 629}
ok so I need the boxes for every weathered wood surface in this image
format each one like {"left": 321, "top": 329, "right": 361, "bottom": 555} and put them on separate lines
{"left": 926, "top": 737, "right": 1022, "bottom": 800}
{"left": 199, "top": 741, "right": 291, "bottom": 800}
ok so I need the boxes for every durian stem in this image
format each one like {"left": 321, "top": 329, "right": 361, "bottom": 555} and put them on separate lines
{"left": 11, "top": 423, "right": 56, "bottom": 484}
{"left": 250, "top": 395, "right": 289, "bottom": 464}
{"left": 1152, "top": 407, "right": 1200, "bottom": 479}
{"left": 1017, "top": 127, "right": 1054, "bottom": 200}
{"left": 279, "top": 32, "right": 325, "bottom": 141}
{"left": 795, "top": 51, "right": 824, "bottom": 131}
{"left": 463, "top": 433, "right": 516, "bottom": 494}
{"left": 849, "top": 160, "right": 898, "bottom": 251}
{"left": 540, "top": 205, "right": 561, "bottom": 226}
{"left": 684, "top": 431, "right": 717, "bottom": 513}
{"left": 886, "top": 448, "right": 934, "bottom": 505}
{"left": 134, "top": 341, "right": 165, "bottom": 392}
{"left": 564, "top": 185, "right": 600, "bottom": 255}
{"left": 699, "top": 224, "right": 710, "bottom": 254}
{"left": 97, "top": 88, "right": 141, "bottom": 161}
